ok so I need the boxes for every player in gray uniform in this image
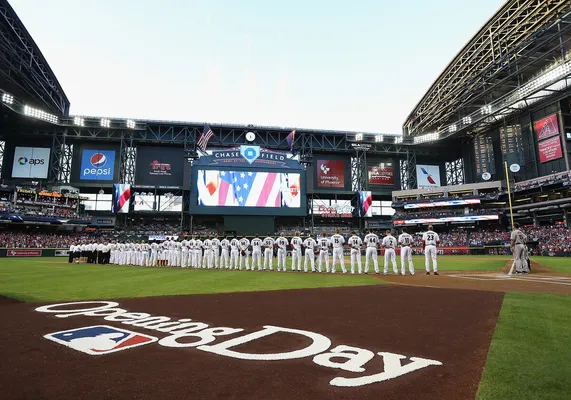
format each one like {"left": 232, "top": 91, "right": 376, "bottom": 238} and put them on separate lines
{"left": 510, "top": 223, "right": 529, "bottom": 274}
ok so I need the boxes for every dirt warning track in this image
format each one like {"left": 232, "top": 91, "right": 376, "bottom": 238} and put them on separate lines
{"left": 1, "top": 285, "right": 503, "bottom": 400}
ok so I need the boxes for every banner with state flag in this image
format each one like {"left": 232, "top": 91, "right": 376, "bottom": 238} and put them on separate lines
{"left": 113, "top": 184, "right": 131, "bottom": 214}
{"left": 358, "top": 191, "right": 373, "bottom": 218}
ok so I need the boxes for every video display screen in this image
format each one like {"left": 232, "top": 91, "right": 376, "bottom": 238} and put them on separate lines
{"left": 197, "top": 169, "right": 301, "bottom": 208}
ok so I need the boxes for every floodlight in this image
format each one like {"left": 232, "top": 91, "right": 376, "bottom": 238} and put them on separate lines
{"left": 2, "top": 93, "right": 13, "bottom": 105}
{"left": 126, "top": 119, "right": 136, "bottom": 129}
{"left": 100, "top": 118, "right": 111, "bottom": 128}
{"left": 73, "top": 116, "right": 85, "bottom": 127}
{"left": 23, "top": 105, "right": 58, "bottom": 124}
{"left": 355, "top": 133, "right": 363, "bottom": 141}
{"left": 481, "top": 105, "right": 492, "bottom": 115}
{"left": 448, "top": 125, "right": 457, "bottom": 133}
{"left": 375, "top": 134, "right": 383, "bottom": 142}
{"left": 395, "top": 136, "right": 403, "bottom": 144}
{"left": 462, "top": 116, "right": 472, "bottom": 125}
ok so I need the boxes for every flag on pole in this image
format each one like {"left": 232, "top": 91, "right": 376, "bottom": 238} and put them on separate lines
{"left": 197, "top": 125, "right": 214, "bottom": 152}
{"left": 286, "top": 129, "right": 296, "bottom": 154}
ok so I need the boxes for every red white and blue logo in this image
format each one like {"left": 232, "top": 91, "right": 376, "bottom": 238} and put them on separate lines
{"left": 420, "top": 167, "right": 436, "bottom": 185}
{"left": 80, "top": 149, "right": 115, "bottom": 180}
{"left": 90, "top": 153, "right": 107, "bottom": 168}
{"left": 44, "top": 325, "right": 157, "bottom": 355}
{"left": 113, "top": 184, "right": 131, "bottom": 214}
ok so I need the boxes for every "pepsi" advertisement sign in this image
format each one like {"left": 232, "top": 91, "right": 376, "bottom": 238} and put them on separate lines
{"left": 80, "top": 149, "right": 116, "bottom": 181}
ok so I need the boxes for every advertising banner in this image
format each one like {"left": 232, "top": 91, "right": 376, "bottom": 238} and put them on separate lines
{"left": 538, "top": 136, "right": 563, "bottom": 163}
{"left": 54, "top": 250, "right": 69, "bottom": 257}
{"left": 11, "top": 147, "right": 50, "bottom": 179}
{"left": 404, "top": 199, "right": 481, "bottom": 209}
{"left": 313, "top": 201, "right": 354, "bottom": 218}
{"left": 7, "top": 249, "right": 42, "bottom": 257}
{"left": 367, "top": 162, "right": 394, "bottom": 186}
{"left": 91, "top": 216, "right": 116, "bottom": 226}
{"left": 135, "top": 146, "right": 184, "bottom": 187}
{"left": 393, "top": 215, "right": 499, "bottom": 225}
{"left": 193, "top": 147, "right": 300, "bottom": 169}
{"left": 416, "top": 165, "right": 441, "bottom": 188}
{"left": 535, "top": 114, "right": 560, "bottom": 141}
{"left": 79, "top": 149, "right": 116, "bottom": 181}
{"left": 316, "top": 159, "right": 346, "bottom": 189}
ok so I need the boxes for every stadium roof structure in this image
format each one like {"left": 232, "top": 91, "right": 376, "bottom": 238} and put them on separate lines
{"left": 403, "top": 0, "right": 571, "bottom": 141}
{"left": 0, "top": 0, "right": 69, "bottom": 116}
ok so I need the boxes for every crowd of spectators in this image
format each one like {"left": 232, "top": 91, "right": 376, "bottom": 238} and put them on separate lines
{"left": 510, "top": 171, "right": 571, "bottom": 193}
{"left": 0, "top": 204, "right": 81, "bottom": 219}
{"left": 0, "top": 224, "right": 568, "bottom": 254}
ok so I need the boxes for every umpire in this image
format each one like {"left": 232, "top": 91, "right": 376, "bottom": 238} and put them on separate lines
{"left": 510, "top": 223, "right": 530, "bottom": 274}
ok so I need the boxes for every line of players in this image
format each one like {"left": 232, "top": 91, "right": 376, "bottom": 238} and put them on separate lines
{"left": 93, "top": 226, "right": 440, "bottom": 275}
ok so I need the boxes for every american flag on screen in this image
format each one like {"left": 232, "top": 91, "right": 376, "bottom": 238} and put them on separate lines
{"left": 198, "top": 170, "right": 301, "bottom": 208}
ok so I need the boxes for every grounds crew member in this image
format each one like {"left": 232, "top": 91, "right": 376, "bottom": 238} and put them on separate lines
{"left": 511, "top": 222, "right": 529, "bottom": 274}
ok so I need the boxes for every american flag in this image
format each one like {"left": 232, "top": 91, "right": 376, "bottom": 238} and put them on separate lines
{"left": 286, "top": 129, "right": 296, "bottom": 154}
{"left": 198, "top": 170, "right": 301, "bottom": 208}
{"left": 197, "top": 125, "right": 214, "bottom": 152}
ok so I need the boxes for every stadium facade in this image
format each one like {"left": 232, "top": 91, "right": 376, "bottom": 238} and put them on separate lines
{"left": 0, "top": 0, "right": 570, "bottom": 240}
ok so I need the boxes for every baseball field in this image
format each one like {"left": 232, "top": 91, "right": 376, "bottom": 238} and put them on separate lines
{"left": 1, "top": 255, "right": 570, "bottom": 399}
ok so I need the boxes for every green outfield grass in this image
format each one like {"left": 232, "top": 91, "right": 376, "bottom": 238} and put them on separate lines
{"left": 0, "top": 257, "right": 386, "bottom": 302}
{"left": 532, "top": 256, "right": 571, "bottom": 274}
{"left": 477, "top": 292, "right": 571, "bottom": 400}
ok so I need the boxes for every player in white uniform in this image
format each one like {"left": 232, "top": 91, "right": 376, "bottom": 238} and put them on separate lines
{"left": 398, "top": 228, "right": 415, "bottom": 275}
{"left": 194, "top": 236, "right": 203, "bottom": 268}
{"left": 230, "top": 237, "right": 240, "bottom": 269}
{"left": 141, "top": 241, "right": 150, "bottom": 266}
{"left": 262, "top": 234, "right": 275, "bottom": 271}
{"left": 202, "top": 235, "right": 213, "bottom": 269}
{"left": 348, "top": 232, "right": 363, "bottom": 274}
{"left": 180, "top": 238, "right": 189, "bottom": 268}
{"left": 510, "top": 222, "right": 529, "bottom": 274}
{"left": 316, "top": 232, "right": 330, "bottom": 273}
{"left": 220, "top": 236, "right": 230, "bottom": 269}
{"left": 211, "top": 235, "right": 221, "bottom": 269}
{"left": 250, "top": 235, "right": 263, "bottom": 271}
{"left": 363, "top": 230, "right": 379, "bottom": 274}
{"left": 303, "top": 235, "right": 317, "bottom": 272}
{"left": 290, "top": 232, "right": 303, "bottom": 272}
{"left": 238, "top": 235, "right": 250, "bottom": 270}
{"left": 422, "top": 226, "right": 440, "bottom": 276}
{"left": 330, "top": 229, "right": 347, "bottom": 274}
{"left": 275, "top": 234, "right": 289, "bottom": 272}
{"left": 381, "top": 230, "right": 398, "bottom": 275}
{"left": 150, "top": 241, "right": 158, "bottom": 266}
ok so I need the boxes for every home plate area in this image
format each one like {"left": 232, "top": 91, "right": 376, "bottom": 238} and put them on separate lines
{"left": 1, "top": 286, "right": 504, "bottom": 400}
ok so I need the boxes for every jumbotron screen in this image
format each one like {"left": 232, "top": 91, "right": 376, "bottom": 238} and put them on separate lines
{"left": 197, "top": 169, "right": 301, "bottom": 208}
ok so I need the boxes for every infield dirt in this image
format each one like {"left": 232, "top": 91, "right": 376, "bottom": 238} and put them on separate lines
{"left": 1, "top": 285, "right": 503, "bottom": 400}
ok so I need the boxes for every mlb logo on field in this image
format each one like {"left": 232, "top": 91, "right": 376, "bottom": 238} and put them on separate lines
{"left": 44, "top": 325, "right": 158, "bottom": 355}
